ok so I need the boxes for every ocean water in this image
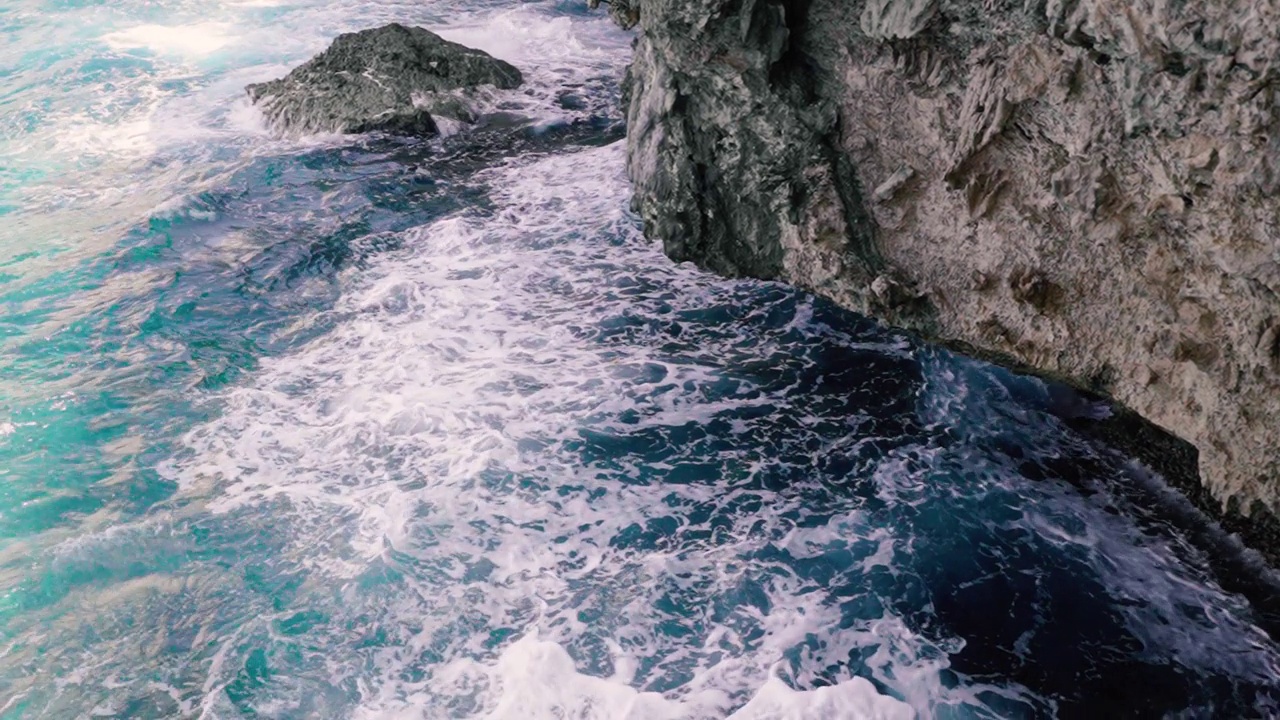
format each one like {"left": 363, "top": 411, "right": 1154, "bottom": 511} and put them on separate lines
{"left": 1, "top": 0, "right": 1279, "bottom": 717}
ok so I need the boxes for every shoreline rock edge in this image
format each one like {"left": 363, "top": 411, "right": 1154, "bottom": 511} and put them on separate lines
{"left": 615, "top": 0, "right": 1280, "bottom": 563}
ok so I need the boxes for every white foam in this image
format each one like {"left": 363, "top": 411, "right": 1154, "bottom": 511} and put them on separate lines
{"left": 438, "top": 10, "right": 628, "bottom": 69}
{"left": 103, "top": 22, "right": 235, "bottom": 58}
{"left": 429, "top": 8, "right": 632, "bottom": 123}
{"left": 53, "top": 114, "right": 158, "bottom": 157}
{"left": 728, "top": 672, "right": 913, "bottom": 720}
{"left": 154, "top": 143, "right": 976, "bottom": 719}
{"left": 419, "top": 635, "right": 687, "bottom": 720}
{"left": 364, "top": 634, "right": 913, "bottom": 720}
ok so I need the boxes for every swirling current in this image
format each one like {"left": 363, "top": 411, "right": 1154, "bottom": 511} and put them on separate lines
{"left": 1, "top": 0, "right": 1279, "bottom": 718}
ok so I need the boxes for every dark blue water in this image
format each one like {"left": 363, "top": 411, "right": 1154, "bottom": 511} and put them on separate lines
{"left": 2, "top": 1, "right": 1278, "bottom": 718}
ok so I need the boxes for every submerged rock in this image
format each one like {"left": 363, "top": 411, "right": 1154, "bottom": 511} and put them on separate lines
{"left": 246, "top": 23, "right": 523, "bottom": 135}
{"left": 610, "top": 0, "right": 1280, "bottom": 560}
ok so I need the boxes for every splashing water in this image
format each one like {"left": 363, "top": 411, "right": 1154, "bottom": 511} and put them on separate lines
{"left": 1, "top": 0, "right": 1278, "bottom": 718}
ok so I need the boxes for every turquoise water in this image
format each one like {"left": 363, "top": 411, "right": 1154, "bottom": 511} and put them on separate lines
{"left": 2, "top": 1, "right": 1280, "bottom": 717}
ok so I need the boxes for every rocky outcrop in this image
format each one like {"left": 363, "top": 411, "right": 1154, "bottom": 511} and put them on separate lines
{"left": 617, "top": 0, "right": 1280, "bottom": 558}
{"left": 247, "top": 23, "right": 523, "bottom": 135}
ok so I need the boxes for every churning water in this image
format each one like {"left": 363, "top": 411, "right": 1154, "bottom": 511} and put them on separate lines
{"left": 2, "top": 1, "right": 1279, "bottom": 718}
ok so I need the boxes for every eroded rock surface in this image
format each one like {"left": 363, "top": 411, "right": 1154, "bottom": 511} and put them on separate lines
{"left": 617, "top": 0, "right": 1280, "bottom": 556}
{"left": 247, "top": 23, "right": 523, "bottom": 135}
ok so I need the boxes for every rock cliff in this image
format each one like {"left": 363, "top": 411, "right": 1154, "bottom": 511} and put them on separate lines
{"left": 617, "top": 0, "right": 1280, "bottom": 558}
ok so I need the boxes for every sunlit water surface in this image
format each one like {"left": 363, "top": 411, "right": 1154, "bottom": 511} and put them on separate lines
{"left": 2, "top": 0, "right": 1279, "bottom": 718}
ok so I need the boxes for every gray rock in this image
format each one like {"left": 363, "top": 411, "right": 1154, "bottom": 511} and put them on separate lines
{"left": 609, "top": 0, "right": 1280, "bottom": 560}
{"left": 246, "top": 23, "right": 523, "bottom": 135}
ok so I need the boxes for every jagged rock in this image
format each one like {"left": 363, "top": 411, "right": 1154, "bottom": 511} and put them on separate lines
{"left": 246, "top": 23, "right": 523, "bottom": 135}
{"left": 608, "top": 0, "right": 1280, "bottom": 559}
{"left": 861, "top": 0, "right": 937, "bottom": 40}
{"left": 873, "top": 165, "right": 915, "bottom": 202}
{"left": 588, "top": 0, "right": 641, "bottom": 30}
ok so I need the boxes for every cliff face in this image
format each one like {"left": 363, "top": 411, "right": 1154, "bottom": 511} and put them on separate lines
{"left": 621, "top": 0, "right": 1280, "bottom": 554}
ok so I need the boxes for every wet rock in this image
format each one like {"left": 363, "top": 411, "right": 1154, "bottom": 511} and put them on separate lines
{"left": 605, "top": 0, "right": 1280, "bottom": 559}
{"left": 246, "top": 23, "right": 523, "bottom": 136}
